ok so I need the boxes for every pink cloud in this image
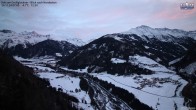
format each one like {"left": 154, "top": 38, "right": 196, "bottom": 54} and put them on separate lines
{"left": 152, "top": 6, "right": 195, "bottom": 20}
{"left": 86, "top": 7, "right": 130, "bottom": 24}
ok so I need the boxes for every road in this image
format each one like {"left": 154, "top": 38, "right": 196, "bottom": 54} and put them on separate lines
{"left": 84, "top": 75, "right": 132, "bottom": 110}
{"left": 52, "top": 65, "right": 133, "bottom": 110}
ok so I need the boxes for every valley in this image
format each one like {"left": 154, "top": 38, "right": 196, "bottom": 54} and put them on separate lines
{"left": 1, "top": 26, "right": 196, "bottom": 110}
{"left": 14, "top": 56, "right": 188, "bottom": 110}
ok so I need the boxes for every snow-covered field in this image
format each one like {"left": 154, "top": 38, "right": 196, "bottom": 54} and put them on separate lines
{"left": 14, "top": 56, "right": 57, "bottom": 67}
{"left": 37, "top": 72, "right": 93, "bottom": 110}
{"left": 14, "top": 56, "right": 189, "bottom": 110}
{"left": 91, "top": 55, "right": 188, "bottom": 110}
{"left": 14, "top": 56, "right": 94, "bottom": 110}
{"left": 91, "top": 72, "right": 188, "bottom": 110}
{"left": 129, "top": 55, "right": 174, "bottom": 73}
{"left": 111, "top": 58, "right": 126, "bottom": 64}
{"left": 61, "top": 66, "right": 89, "bottom": 73}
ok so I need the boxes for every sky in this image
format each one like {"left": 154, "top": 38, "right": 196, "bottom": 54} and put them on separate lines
{"left": 0, "top": 0, "right": 196, "bottom": 41}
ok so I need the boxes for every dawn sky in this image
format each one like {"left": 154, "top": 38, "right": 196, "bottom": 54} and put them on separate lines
{"left": 0, "top": 0, "right": 196, "bottom": 41}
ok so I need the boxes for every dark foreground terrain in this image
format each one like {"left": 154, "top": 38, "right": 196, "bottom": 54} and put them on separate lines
{"left": 0, "top": 49, "right": 78, "bottom": 110}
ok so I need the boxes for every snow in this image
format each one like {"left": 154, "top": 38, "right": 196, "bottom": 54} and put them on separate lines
{"left": 0, "top": 30, "right": 85, "bottom": 48}
{"left": 34, "top": 65, "right": 54, "bottom": 72}
{"left": 169, "top": 57, "right": 184, "bottom": 65}
{"left": 91, "top": 72, "right": 188, "bottom": 110}
{"left": 69, "top": 51, "right": 73, "bottom": 53}
{"left": 122, "top": 25, "right": 196, "bottom": 40}
{"left": 0, "top": 31, "right": 50, "bottom": 48}
{"left": 38, "top": 72, "right": 93, "bottom": 110}
{"left": 61, "top": 66, "right": 89, "bottom": 73}
{"left": 55, "top": 53, "right": 62, "bottom": 57}
{"left": 14, "top": 56, "right": 93, "bottom": 110}
{"left": 144, "top": 45, "right": 149, "bottom": 49}
{"left": 156, "top": 57, "right": 162, "bottom": 62}
{"left": 184, "top": 62, "right": 196, "bottom": 75}
{"left": 129, "top": 55, "right": 174, "bottom": 73}
{"left": 63, "top": 38, "right": 86, "bottom": 46}
{"left": 113, "top": 35, "right": 123, "bottom": 42}
{"left": 14, "top": 56, "right": 57, "bottom": 66}
{"left": 111, "top": 58, "right": 126, "bottom": 64}
{"left": 176, "top": 43, "right": 188, "bottom": 51}
{"left": 104, "top": 35, "right": 123, "bottom": 42}
{"left": 13, "top": 53, "right": 190, "bottom": 110}
{"left": 130, "top": 36, "right": 137, "bottom": 40}
{"left": 91, "top": 44, "right": 97, "bottom": 49}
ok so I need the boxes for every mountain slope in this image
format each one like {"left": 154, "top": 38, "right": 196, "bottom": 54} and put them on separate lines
{"left": 0, "top": 30, "right": 50, "bottom": 48}
{"left": 0, "top": 49, "right": 78, "bottom": 110}
{"left": 0, "top": 30, "right": 78, "bottom": 58}
{"left": 123, "top": 25, "right": 196, "bottom": 40}
{"left": 63, "top": 37, "right": 86, "bottom": 46}
{"left": 171, "top": 44, "right": 196, "bottom": 73}
{"left": 19, "top": 39, "right": 77, "bottom": 58}
{"left": 169, "top": 45, "right": 196, "bottom": 108}
{"left": 170, "top": 44, "right": 196, "bottom": 82}
{"left": 59, "top": 26, "right": 196, "bottom": 74}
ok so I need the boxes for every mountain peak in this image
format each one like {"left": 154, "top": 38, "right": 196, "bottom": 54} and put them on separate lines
{"left": 136, "top": 25, "right": 151, "bottom": 29}
{"left": 19, "top": 31, "right": 39, "bottom": 36}
{"left": 122, "top": 26, "right": 196, "bottom": 40}
{"left": 63, "top": 37, "right": 86, "bottom": 46}
{"left": 0, "top": 30, "right": 50, "bottom": 48}
{"left": 31, "top": 31, "right": 38, "bottom": 35}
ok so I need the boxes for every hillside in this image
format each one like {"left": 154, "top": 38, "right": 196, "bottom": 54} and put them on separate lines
{"left": 0, "top": 49, "right": 78, "bottom": 110}
{"left": 0, "top": 30, "right": 78, "bottom": 58}
{"left": 59, "top": 26, "right": 196, "bottom": 75}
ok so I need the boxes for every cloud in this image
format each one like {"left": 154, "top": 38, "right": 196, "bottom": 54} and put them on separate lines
{"left": 0, "top": 0, "right": 195, "bottom": 41}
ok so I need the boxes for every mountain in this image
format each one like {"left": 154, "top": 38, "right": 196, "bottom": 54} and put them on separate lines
{"left": 0, "top": 30, "right": 50, "bottom": 48}
{"left": 169, "top": 45, "right": 196, "bottom": 108}
{"left": 0, "top": 49, "right": 78, "bottom": 110}
{"left": 59, "top": 26, "right": 196, "bottom": 74}
{"left": 123, "top": 25, "right": 196, "bottom": 40}
{"left": 170, "top": 44, "right": 196, "bottom": 78}
{"left": 63, "top": 37, "right": 86, "bottom": 46}
{"left": 0, "top": 30, "right": 78, "bottom": 58}
{"left": 10, "top": 39, "right": 78, "bottom": 58}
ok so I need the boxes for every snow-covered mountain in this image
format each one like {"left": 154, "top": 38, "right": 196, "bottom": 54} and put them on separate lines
{"left": 16, "top": 39, "right": 78, "bottom": 58}
{"left": 1, "top": 26, "right": 195, "bottom": 110}
{"left": 59, "top": 26, "right": 196, "bottom": 74}
{"left": 0, "top": 29, "right": 50, "bottom": 48}
{"left": 63, "top": 37, "right": 86, "bottom": 46}
{"left": 122, "top": 25, "right": 196, "bottom": 41}
{"left": 0, "top": 29, "right": 86, "bottom": 48}
{"left": 56, "top": 26, "right": 196, "bottom": 110}
{"left": 0, "top": 30, "right": 78, "bottom": 58}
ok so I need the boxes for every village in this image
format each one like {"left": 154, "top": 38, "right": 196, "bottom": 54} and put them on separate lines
{"left": 133, "top": 75, "right": 181, "bottom": 89}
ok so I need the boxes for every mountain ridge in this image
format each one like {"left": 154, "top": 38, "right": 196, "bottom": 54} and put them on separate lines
{"left": 0, "top": 30, "right": 82, "bottom": 58}
{"left": 59, "top": 26, "right": 196, "bottom": 74}
{"left": 0, "top": 29, "right": 85, "bottom": 48}
{"left": 122, "top": 25, "right": 196, "bottom": 40}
